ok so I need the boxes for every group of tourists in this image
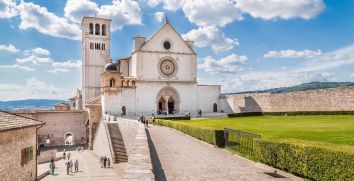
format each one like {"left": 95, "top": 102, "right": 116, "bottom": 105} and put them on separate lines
{"left": 63, "top": 152, "right": 80, "bottom": 175}
{"left": 138, "top": 114, "right": 156, "bottom": 127}
{"left": 99, "top": 156, "right": 111, "bottom": 168}
{"left": 49, "top": 151, "right": 80, "bottom": 176}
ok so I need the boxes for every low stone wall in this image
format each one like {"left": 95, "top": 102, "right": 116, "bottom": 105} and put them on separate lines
{"left": 223, "top": 87, "right": 354, "bottom": 113}
{"left": 38, "top": 150, "right": 57, "bottom": 164}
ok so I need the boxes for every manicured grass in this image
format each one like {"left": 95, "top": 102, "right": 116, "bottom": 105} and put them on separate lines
{"left": 178, "top": 115, "right": 354, "bottom": 146}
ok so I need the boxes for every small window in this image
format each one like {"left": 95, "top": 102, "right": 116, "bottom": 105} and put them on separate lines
{"left": 89, "top": 23, "right": 93, "bottom": 35}
{"left": 109, "top": 78, "right": 115, "bottom": 87}
{"left": 163, "top": 41, "right": 171, "bottom": 50}
{"left": 102, "top": 24, "right": 106, "bottom": 36}
{"left": 102, "top": 43, "right": 105, "bottom": 50}
{"left": 21, "top": 146, "right": 34, "bottom": 166}
{"left": 98, "top": 43, "right": 100, "bottom": 50}
{"left": 90, "top": 43, "right": 94, "bottom": 49}
{"left": 95, "top": 24, "right": 100, "bottom": 35}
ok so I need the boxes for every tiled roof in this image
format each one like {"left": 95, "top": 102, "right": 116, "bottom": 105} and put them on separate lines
{"left": 0, "top": 111, "right": 44, "bottom": 132}
{"left": 87, "top": 96, "right": 101, "bottom": 105}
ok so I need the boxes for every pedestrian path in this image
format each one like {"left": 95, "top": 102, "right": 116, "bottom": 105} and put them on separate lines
{"left": 146, "top": 126, "right": 301, "bottom": 181}
{"left": 38, "top": 150, "right": 125, "bottom": 181}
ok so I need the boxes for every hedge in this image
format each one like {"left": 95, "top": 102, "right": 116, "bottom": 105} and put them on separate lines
{"left": 254, "top": 139, "right": 354, "bottom": 180}
{"left": 156, "top": 119, "right": 224, "bottom": 147}
{"left": 228, "top": 111, "right": 354, "bottom": 117}
{"left": 156, "top": 116, "right": 191, "bottom": 120}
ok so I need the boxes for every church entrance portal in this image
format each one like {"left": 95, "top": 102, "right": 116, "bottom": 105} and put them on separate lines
{"left": 156, "top": 86, "right": 179, "bottom": 115}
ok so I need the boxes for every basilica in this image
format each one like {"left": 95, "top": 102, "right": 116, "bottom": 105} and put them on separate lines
{"left": 80, "top": 16, "right": 221, "bottom": 117}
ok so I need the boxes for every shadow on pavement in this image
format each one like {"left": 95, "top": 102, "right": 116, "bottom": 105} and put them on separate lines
{"left": 145, "top": 128, "right": 167, "bottom": 181}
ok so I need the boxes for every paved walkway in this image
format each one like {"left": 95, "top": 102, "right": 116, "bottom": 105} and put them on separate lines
{"left": 38, "top": 151, "right": 126, "bottom": 181}
{"left": 146, "top": 126, "right": 301, "bottom": 181}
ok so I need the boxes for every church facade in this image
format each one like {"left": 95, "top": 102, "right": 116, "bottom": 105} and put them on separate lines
{"left": 81, "top": 17, "right": 221, "bottom": 117}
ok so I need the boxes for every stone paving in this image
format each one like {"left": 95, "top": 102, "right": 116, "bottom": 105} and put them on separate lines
{"left": 146, "top": 125, "right": 302, "bottom": 181}
{"left": 38, "top": 150, "right": 126, "bottom": 181}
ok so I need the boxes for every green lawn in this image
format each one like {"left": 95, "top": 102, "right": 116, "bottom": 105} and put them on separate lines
{"left": 178, "top": 115, "right": 354, "bottom": 146}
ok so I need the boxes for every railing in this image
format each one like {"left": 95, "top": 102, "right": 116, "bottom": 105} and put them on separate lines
{"left": 224, "top": 128, "right": 261, "bottom": 155}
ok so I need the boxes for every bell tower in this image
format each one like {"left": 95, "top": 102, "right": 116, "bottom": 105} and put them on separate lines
{"left": 81, "top": 16, "right": 111, "bottom": 107}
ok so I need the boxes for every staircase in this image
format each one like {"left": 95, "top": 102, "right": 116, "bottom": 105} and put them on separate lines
{"left": 107, "top": 123, "right": 128, "bottom": 163}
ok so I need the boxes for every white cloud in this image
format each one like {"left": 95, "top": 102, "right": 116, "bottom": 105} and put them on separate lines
{"left": 154, "top": 12, "right": 165, "bottom": 22}
{"left": 236, "top": 0, "right": 325, "bottom": 20}
{"left": 264, "top": 49, "right": 322, "bottom": 59}
{"left": 0, "top": 64, "right": 34, "bottom": 71}
{"left": 52, "top": 60, "right": 81, "bottom": 68}
{"left": 97, "top": 0, "right": 142, "bottom": 31}
{"left": 16, "top": 55, "right": 53, "bottom": 65}
{"left": 48, "top": 68, "right": 70, "bottom": 73}
{"left": 0, "top": 83, "right": 22, "bottom": 91}
{"left": 17, "top": 1, "right": 81, "bottom": 40}
{"left": 351, "top": 73, "right": 354, "bottom": 78}
{"left": 147, "top": 0, "right": 183, "bottom": 11}
{"left": 0, "top": 44, "right": 20, "bottom": 53}
{"left": 148, "top": 0, "right": 325, "bottom": 27}
{"left": 64, "top": 0, "right": 98, "bottom": 23}
{"left": 214, "top": 43, "right": 354, "bottom": 93}
{"left": 0, "top": 0, "right": 18, "bottom": 18}
{"left": 29, "top": 47, "right": 50, "bottom": 55}
{"left": 219, "top": 70, "right": 335, "bottom": 93}
{"left": 199, "top": 54, "right": 247, "bottom": 74}
{"left": 0, "top": 77, "right": 72, "bottom": 100}
{"left": 25, "top": 77, "right": 69, "bottom": 96}
{"left": 182, "top": 26, "right": 239, "bottom": 52}
{"left": 182, "top": 0, "right": 243, "bottom": 27}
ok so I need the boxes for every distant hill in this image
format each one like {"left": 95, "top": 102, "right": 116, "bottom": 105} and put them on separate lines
{"left": 231, "top": 82, "right": 354, "bottom": 94}
{"left": 0, "top": 99, "right": 67, "bottom": 111}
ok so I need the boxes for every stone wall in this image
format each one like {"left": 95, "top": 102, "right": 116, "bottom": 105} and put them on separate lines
{"left": 0, "top": 127, "right": 37, "bottom": 181}
{"left": 222, "top": 87, "right": 354, "bottom": 113}
{"left": 13, "top": 110, "right": 87, "bottom": 146}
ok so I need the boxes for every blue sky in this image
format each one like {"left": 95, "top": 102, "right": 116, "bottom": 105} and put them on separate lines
{"left": 0, "top": 0, "right": 354, "bottom": 100}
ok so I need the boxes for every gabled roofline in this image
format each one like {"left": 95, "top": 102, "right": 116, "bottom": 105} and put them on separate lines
{"left": 134, "top": 19, "right": 196, "bottom": 54}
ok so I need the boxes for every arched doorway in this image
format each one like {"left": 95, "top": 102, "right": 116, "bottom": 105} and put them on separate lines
{"left": 168, "top": 97, "right": 175, "bottom": 114}
{"left": 122, "top": 106, "right": 126, "bottom": 116}
{"left": 156, "top": 86, "right": 180, "bottom": 115}
{"left": 64, "top": 133, "right": 73, "bottom": 145}
{"left": 158, "top": 97, "right": 166, "bottom": 114}
{"left": 213, "top": 103, "right": 218, "bottom": 112}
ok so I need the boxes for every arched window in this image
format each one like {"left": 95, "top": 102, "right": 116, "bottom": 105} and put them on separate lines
{"left": 109, "top": 78, "right": 115, "bottom": 87}
{"left": 98, "top": 43, "right": 100, "bottom": 50}
{"left": 213, "top": 103, "right": 217, "bottom": 112}
{"left": 95, "top": 24, "right": 100, "bottom": 35}
{"left": 89, "top": 23, "right": 93, "bottom": 35}
{"left": 122, "top": 106, "right": 126, "bottom": 116}
{"left": 102, "top": 24, "right": 106, "bottom": 36}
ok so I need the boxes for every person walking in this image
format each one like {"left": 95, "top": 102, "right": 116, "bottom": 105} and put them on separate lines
{"left": 152, "top": 115, "right": 156, "bottom": 126}
{"left": 63, "top": 152, "right": 66, "bottom": 159}
{"left": 107, "top": 157, "right": 110, "bottom": 168}
{"left": 74, "top": 159, "right": 79, "bottom": 172}
{"left": 69, "top": 159, "right": 73, "bottom": 173}
{"left": 100, "top": 156, "right": 104, "bottom": 168}
{"left": 67, "top": 152, "right": 71, "bottom": 160}
{"left": 145, "top": 117, "right": 149, "bottom": 127}
{"left": 103, "top": 156, "right": 107, "bottom": 168}
{"left": 49, "top": 161, "right": 55, "bottom": 175}
{"left": 65, "top": 161, "right": 70, "bottom": 175}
